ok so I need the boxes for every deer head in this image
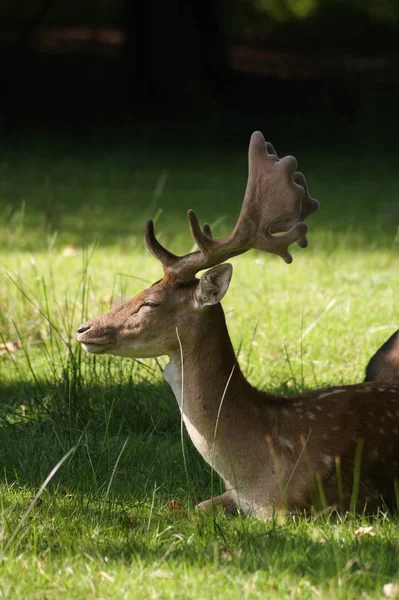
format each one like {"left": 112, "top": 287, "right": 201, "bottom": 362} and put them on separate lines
{"left": 76, "top": 265, "right": 233, "bottom": 359}
{"left": 76, "top": 131, "right": 319, "bottom": 359}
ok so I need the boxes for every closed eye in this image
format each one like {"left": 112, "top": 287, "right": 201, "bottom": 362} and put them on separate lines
{"left": 141, "top": 301, "right": 160, "bottom": 309}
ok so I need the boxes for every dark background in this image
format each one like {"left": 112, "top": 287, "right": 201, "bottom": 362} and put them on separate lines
{"left": 1, "top": 0, "right": 398, "bottom": 144}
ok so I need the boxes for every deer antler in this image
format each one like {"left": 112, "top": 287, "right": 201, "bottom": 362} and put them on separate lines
{"left": 145, "top": 131, "right": 319, "bottom": 283}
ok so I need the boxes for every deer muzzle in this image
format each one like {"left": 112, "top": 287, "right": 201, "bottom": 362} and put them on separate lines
{"left": 76, "top": 320, "right": 116, "bottom": 354}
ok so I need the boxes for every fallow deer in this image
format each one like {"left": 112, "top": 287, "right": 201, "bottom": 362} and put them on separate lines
{"left": 366, "top": 330, "right": 399, "bottom": 384}
{"left": 77, "top": 132, "right": 399, "bottom": 518}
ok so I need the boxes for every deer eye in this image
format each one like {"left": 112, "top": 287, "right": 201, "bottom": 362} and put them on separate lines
{"left": 141, "top": 301, "right": 160, "bottom": 309}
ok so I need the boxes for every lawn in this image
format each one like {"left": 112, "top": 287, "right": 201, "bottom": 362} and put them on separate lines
{"left": 1, "top": 122, "right": 399, "bottom": 599}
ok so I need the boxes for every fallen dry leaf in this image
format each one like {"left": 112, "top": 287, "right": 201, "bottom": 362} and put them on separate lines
{"left": 99, "top": 570, "right": 114, "bottom": 583}
{"left": 125, "top": 516, "right": 137, "bottom": 530}
{"left": 383, "top": 583, "right": 399, "bottom": 598}
{"left": 167, "top": 499, "right": 184, "bottom": 512}
{"left": 28, "top": 497, "right": 43, "bottom": 509}
{"left": 36, "top": 555, "right": 45, "bottom": 574}
{"left": 0, "top": 340, "right": 22, "bottom": 355}
{"left": 62, "top": 244, "right": 78, "bottom": 257}
{"left": 150, "top": 569, "right": 173, "bottom": 579}
{"left": 354, "top": 526, "right": 375, "bottom": 537}
{"left": 60, "top": 489, "right": 75, "bottom": 499}
{"left": 220, "top": 547, "right": 233, "bottom": 562}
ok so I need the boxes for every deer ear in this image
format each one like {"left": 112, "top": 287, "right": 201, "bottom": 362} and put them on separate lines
{"left": 195, "top": 264, "right": 233, "bottom": 308}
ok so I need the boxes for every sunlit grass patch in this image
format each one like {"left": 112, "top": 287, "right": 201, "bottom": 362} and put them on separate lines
{"left": 1, "top": 131, "right": 399, "bottom": 598}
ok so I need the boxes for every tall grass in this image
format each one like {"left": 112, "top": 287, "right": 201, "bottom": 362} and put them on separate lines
{"left": 1, "top": 128, "right": 399, "bottom": 598}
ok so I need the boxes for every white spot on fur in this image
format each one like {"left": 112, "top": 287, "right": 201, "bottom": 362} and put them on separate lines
{"left": 318, "top": 389, "right": 345, "bottom": 400}
{"left": 316, "top": 405, "right": 322, "bottom": 411}
{"left": 279, "top": 437, "right": 294, "bottom": 453}
{"left": 322, "top": 454, "right": 333, "bottom": 469}
{"left": 379, "top": 428, "right": 385, "bottom": 434}
{"left": 331, "top": 426, "right": 341, "bottom": 431}
{"left": 307, "top": 412, "right": 315, "bottom": 420}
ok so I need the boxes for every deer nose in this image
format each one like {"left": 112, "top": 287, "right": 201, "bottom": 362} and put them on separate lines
{"left": 77, "top": 324, "right": 91, "bottom": 334}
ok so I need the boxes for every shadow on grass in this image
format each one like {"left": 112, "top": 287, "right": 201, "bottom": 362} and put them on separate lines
{"left": 0, "top": 376, "right": 213, "bottom": 502}
{"left": 2, "top": 376, "right": 399, "bottom": 590}
{"left": 0, "top": 368, "right": 338, "bottom": 507}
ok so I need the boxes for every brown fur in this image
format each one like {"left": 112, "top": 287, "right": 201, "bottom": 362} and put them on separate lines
{"left": 78, "top": 275, "right": 399, "bottom": 517}
{"left": 366, "top": 330, "right": 399, "bottom": 384}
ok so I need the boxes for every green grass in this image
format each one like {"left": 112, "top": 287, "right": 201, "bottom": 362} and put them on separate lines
{"left": 1, "top": 126, "right": 399, "bottom": 599}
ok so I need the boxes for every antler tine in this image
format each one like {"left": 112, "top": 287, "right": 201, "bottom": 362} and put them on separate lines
{"left": 202, "top": 223, "right": 213, "bottom": 238}
{"left": 270, "top": 171, "right": 319, "bottom": 249}
{"left": 145, "top": 220, "right": 178, "bottom": 266}
{"left": 146, "top": 215, "right": 222, "bottom": 282}
{"left": 294, "top": 171, "right": 320, "bottom": 220}
{"left": 227, "top": 131, "right": 311, "bottom": 263}
{"left": 293, "top": 172, "right": 319, "bottom": 248}
{"left": 144, "top": 131, "right": 318, "bottom": 282}
{"left": 187, "top": 209, "right": 218, "bottom": 253}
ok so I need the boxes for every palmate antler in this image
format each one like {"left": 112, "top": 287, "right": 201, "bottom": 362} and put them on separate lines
{"left": 145, "top": 131, "right": 319, "bottom": 283}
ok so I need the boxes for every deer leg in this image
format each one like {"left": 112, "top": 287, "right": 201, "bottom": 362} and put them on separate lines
{"left": 196, "top": 491, "right": 237, "bottom": 514}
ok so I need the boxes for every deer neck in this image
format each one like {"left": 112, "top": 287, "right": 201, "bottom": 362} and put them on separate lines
{"left": 163, "top": 304, "right": 251, "bottom": 462}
